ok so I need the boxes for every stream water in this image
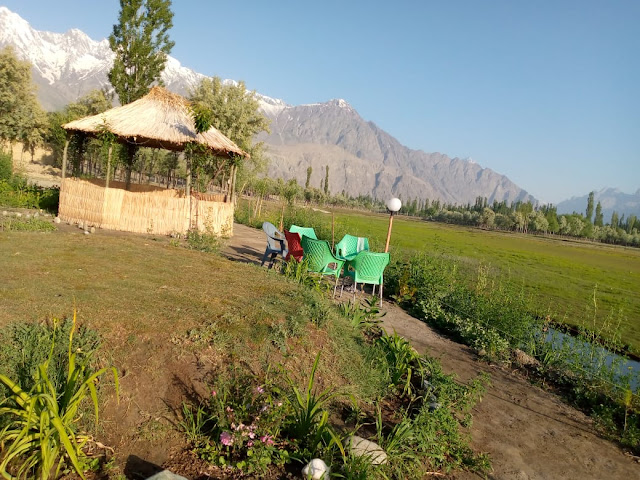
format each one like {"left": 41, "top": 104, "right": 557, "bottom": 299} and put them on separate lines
{"left": 545, "top": 328, "right": 640, "bottom": 392}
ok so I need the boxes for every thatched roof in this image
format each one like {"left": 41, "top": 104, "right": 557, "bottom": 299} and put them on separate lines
{"left": 63, "top": 86, "right": 248, "bottom": 158}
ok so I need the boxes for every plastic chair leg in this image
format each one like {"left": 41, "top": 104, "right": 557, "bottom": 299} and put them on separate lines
{"left": 261, "top": 247, "right": 271, "bottom": 267}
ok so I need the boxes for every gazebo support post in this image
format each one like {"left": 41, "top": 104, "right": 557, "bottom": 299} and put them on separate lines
{"left": 61, "top": 135, "right": 70, "bottom": 179}
{"left": 105, "top": 145, "right": 112, "bottom": 189}
{"left": 183, "top": 152, "right": 191, "bottom": 230}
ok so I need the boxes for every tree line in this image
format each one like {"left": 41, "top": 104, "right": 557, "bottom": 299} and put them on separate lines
{"left": 397, "top": 193, "right": 639, "bottom": 247}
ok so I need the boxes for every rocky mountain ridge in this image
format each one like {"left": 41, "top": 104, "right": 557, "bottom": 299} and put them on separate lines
{"left": 556, "top": 187, "right": 640, "bottom": 220}
{"left": 0, "top": 6, "right": 534, "bottom": 205}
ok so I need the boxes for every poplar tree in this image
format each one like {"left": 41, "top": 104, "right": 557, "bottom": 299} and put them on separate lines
{"left": 108, "top": 0, "right": 175, "bottom": 105}
{"left": 305, "top": 166, "right": 312, "bottom": 189}
{"left": 324, "top": 165, "right": 329, "bottom": 195}
{"left": 586, "top": 191, "right": 595, "bottom": 222}
{"left": 108, "top": 0, "right": 174, "bottom": 188}
{"left": 594, "top": 201, "right": 604, "bottom": 227}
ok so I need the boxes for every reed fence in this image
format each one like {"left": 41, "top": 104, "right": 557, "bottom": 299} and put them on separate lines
{"left": 59, "top": 178, "right": 233, "bottom": 236}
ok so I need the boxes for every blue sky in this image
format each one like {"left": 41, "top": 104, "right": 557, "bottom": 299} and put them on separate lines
{"left": 4, "top": 0, "right": 639, "bottom": 204}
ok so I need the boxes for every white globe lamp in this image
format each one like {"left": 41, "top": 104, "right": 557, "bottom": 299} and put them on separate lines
{"left": 384, "top": 197, "right": 402, "bottom": 252}
{"left": 386, "top": 197, "right": 402, "bottom": 213}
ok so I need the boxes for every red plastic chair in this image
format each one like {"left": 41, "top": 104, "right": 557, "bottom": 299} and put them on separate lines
{"left": 284, "top": 229, "right": 304, "bottom": 262}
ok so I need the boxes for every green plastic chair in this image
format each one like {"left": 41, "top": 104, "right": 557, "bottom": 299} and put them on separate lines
{"left": 300, "top": 236, "right": 345, "bottom": 297}
{"left": 335, "top": 234, "right": 369, "bottom": 260}
{"left": 289, "top": 224, "right": 318, "bottom": 240}
{"left": 341, "top": 251, "right": 390, "bottom": 306}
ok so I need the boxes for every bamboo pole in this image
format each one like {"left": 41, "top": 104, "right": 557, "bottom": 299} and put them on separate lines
{"left": 183, "top": 152, "right": 191, "bottom": 230}
{"left": 384, "top": 212, "right": 395, "bottom": 253}
{"left": 105, "top": 145, "right": 112, "bottom": 189}
{"left": 332, "top": 211, "right": 335, "bottom": 250}
{"left": 61, "top": 137, "right": 70, "bottom": 179}
{"left": 279, "top": 204, "right": 284, "bottom": 232}
{"left": 230, "top": 165, "right": 237, "bottom": 203}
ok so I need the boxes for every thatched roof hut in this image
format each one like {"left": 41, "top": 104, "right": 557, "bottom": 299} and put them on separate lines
{"left": 63, "top": 86, "right": 248, "bottom": 158}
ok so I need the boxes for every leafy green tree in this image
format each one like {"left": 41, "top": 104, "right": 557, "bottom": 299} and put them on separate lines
{"left": 480, "top": 207, "right": 496, "bottom": 228}
{"left": 586, "top": 191, "right": 595, "bottom": 222}
{"left": 108, "top": 0, "right": 175, "bottom": 105}
{"left": 190, "top": 77, "right": 270, "bottom": 195}
{"left": 529, "top": 210, "right": 549, "bottom": 233}
{"left": 305, "top": 166, "right": 312, "bottom": 189}
{"left": 0, "top": 46, "right": 45, "bottom": 150}
{"left": 594, "top": 201, "right": 604, "bottom": 227}
{"left": 610, "top": 211, "right": 619, "bottom": 228}
{"left": 47, "top": 90, "right": 113, "bottom": 168}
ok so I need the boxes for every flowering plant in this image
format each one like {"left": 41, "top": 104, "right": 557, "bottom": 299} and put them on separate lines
{"left": 194, "top": 369, "right": 291, "bottom": 474}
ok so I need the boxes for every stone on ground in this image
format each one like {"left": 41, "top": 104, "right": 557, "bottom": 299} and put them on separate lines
{"left": 347, "top": 435, "right": 387, "bottom": 465}
{"left": 145, "top": 470, "right": 189, "bottom": 480}
{"left": 301, "top": 458, "right": 330, "bottom": 479}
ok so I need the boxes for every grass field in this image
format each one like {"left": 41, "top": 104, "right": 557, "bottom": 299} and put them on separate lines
{"left": 242, "top": 200, "right": 640, "bottom": 349}
{"left": 341, "top": 210, "right": 640, "bottom": 347}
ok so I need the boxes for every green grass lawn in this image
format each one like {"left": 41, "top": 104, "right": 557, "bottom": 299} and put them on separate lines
{"left": 339, "top": 210, "right": 640, "bottom": 347}
{"left": 243, "top": 200, "right": 640, "bottom": 349}
{"left": 0, "top": 227, "right": 384, "bottom": 403}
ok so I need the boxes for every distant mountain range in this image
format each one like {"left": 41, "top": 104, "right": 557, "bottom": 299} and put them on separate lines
{"left": 556, "top": 188, "right": 640, "bottom": 220}
{"left": 0, "top": 5, "right": 535, "bottom": 205}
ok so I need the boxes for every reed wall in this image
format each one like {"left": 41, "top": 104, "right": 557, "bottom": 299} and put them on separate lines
{"left": 59, "top": 178, "right": 233, "bottom": 236}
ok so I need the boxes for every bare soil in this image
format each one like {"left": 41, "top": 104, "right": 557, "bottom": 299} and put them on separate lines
{"left": 224, "top": 224, "right": 640, "bottom": 480}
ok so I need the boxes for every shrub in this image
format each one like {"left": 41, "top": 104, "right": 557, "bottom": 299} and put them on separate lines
{"left": 0, "top": 216, "right": 56, "bottom": 232}
{"left": 0, "top": 150, "right": 12, "bottom": 181}
{"left": 0, "top": 317, "right": 100, "bottom": 401}
{"left": 0, "top": 313, "right": 118, "bottom": 480}
{"left": 185, "top": 229, "right": 223, "bottom": 253}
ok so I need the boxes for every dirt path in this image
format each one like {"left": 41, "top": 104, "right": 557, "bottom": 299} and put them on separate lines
{"left": 223, "top": 223, "right": 640, "bottom": 480}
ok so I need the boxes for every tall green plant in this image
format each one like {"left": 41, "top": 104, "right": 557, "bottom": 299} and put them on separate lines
{"left": 285, "top": 353, "right": 342, "bottom": 457}
{"left": 0, "top": 313, "right": 118, "bottom": 480}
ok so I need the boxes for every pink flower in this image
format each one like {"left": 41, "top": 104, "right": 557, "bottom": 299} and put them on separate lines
{"left": 247, "top": 440, "right": 254, "bottom": 447}
{"left": 260, "top": 435, "right": 274, "bottom": 446}
{"left": 220, "top": 431, "right": 233, "bottom": 446}
{"left": 226, "top": 406, "right": 233, "bottom": 413}
{"left": 211, "top": 390, "right": 217, "bottom": 397}
{"left": 255, "top": 386, "right": 265, "bottom": 394}
{"left": 248, "top": 432, "right": 255, "bottom": 439}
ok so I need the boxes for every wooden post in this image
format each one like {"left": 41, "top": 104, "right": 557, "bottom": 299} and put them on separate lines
{"left": 105, "top": 145, "right": 112, "bottom": 189}
{"left": 384, "top": 212, "right": 395, "bottom": 253}
{"left": 183, "top": 152, "right": 191, "bottom": 230}
{"left": 279, "top": 204, "right": 284, "bottom": 232}
{"left": 331, "top": 211, "right": 335, "bottom": 250}
{"left": 61, "top": 137, "right": 70, "bottom": 179}
{"left": 230, "top": 164, "right": 238, "bottom": 203}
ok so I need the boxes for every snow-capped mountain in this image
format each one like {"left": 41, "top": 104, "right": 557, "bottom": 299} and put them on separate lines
{"left": 0, "top": 6, "right": 283, "bottom": 110}
{"left": 0, "top": 6, "right": 534, "bottom": 205}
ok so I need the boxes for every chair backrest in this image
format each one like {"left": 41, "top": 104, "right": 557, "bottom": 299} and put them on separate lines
{"left": 301, "top": 236, "right": 335, "bottom": 272}
{"left": 350, "top": 251, "right": 390, "bottom": 285}
{"left": 263, "top": 222, "right": 284, "bottom": 250}
{"left": 289, "top": 224, "right": 318, "bottom": 240}
{"left": 284, "top": 229, "right": 303, "bottom": 260}
{"left": 335, "top": 234, "right": 369, "bottom": 258}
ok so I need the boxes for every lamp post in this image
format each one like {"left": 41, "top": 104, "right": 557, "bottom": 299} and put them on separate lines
{"left": 384, "top": 197, "right": 402, "bottom": 253}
